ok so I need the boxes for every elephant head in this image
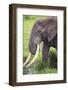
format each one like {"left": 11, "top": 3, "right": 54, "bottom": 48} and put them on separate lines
{"left": 24, "top": 16, "right": 57, "bottom": 67}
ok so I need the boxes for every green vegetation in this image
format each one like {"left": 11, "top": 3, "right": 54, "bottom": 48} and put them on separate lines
{"left": 23, "top": 15, "right": 57, "bottom": 75}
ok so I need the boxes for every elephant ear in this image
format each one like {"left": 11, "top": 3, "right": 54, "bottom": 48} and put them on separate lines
{"left": 36, "top": 18, "right": 57, "bottom": 42}
{"left": 47, "top": 18, "right": 57, "bottom": 42}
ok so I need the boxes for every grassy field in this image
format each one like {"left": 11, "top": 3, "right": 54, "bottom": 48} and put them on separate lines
{"left": 23, "top": 15, "right": 57, "bottom": 75}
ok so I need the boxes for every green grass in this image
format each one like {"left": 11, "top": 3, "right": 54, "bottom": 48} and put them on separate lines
{"left": 23, "top": 15, "right": 57, "bottom": 75}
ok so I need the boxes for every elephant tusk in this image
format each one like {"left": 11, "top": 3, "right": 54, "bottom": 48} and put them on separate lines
{"left": 23, "top": 53, "right": 31, "bottom": 67}
{"left": 26, "top": 44, "right": 39, "bottom": 68}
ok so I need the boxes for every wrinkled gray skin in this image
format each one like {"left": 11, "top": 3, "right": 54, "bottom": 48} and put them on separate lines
{"left": 29, "top": 16, "right": 57, "bottom": 62}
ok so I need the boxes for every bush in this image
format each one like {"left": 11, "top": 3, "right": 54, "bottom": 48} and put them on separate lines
{"left": 24, "top": 16, "right": 37, "bottom": 20}
{"left": 49, "top": 47, "right": 57, "bottom": 68}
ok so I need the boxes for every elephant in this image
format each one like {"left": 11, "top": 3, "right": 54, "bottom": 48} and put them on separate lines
{"left": 23, "top": 16, "right": 57, "bottom": 67}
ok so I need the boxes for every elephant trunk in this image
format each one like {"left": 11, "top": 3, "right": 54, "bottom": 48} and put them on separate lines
{"left": 29, "top": 41, "right": 37, "bottom": 55}
{"left": 25, "top": 44, "right": 40, "bottom": 67}
{"left": 23, "top": 44, "right": 40, "bottom": 67}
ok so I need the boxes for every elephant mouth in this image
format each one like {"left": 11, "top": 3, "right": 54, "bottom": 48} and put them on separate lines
{"left": 23, "top": 44, "right": 40, "bottom": 68}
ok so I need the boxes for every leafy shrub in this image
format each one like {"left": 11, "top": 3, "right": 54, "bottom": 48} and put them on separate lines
{"left": 49, "top": 47, "right": 57, "bottom": 68}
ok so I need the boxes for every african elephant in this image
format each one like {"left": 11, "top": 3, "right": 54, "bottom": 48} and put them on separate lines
{"left": 24, "top": 16, "right": 57, "bottom": 67}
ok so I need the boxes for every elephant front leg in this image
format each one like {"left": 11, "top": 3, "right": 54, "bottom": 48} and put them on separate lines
{"left": 42, "top": 43, "right": 49, "bottom": 62}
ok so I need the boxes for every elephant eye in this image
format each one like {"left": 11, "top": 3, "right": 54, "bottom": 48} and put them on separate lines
{"left": 38, "top": 21, "right": 42, "bottom": 26}
{"left": 38, "top": 20, "right": 45, "bottom": 27}
{"left": 41, "top": 30, "right": 48, "bottom": 42}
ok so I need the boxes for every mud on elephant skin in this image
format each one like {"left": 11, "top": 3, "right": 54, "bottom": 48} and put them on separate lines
{"left": 24, "top": 16, "right": 57, "bottom": 67}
